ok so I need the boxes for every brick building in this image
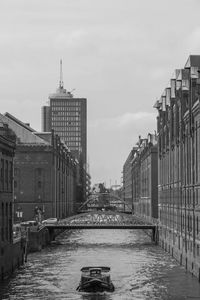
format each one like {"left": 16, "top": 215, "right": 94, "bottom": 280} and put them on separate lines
{"left": 0, "top": 113, "right": 78, "bottom": 222}
{"left": 123, "top": 147, "right": 137, "bottom": 211}
{"left": 132, "top": 134, "right": 158, "bottom": 219}
{"left": 123, "top": 133, "right": 158, "bottom": 219}
{"left": 86, "top": 171, "right": 91, "bottom": 198}
{"left": 154, "top": 55, "right": 200, "bottom": 278}
{"left": 0, "top": 123, "right": 25, "bottom": 280}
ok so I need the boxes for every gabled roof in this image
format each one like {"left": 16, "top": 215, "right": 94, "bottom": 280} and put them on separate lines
{"left": 5, "top": 112, "right": 36, "bottom": 132}
{"left": 0, "top": 113, "right": 49, "bottom": 145}
{"left": 185, "top": 55, "right": 200, "bottom": 68}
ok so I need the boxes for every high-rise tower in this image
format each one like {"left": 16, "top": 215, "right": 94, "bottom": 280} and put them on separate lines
{"left": 41, "top": 60, "right": 87, "bottom": 167}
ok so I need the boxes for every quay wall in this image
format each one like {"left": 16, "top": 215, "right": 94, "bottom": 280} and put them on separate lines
{"left": 1, "top": 226, "right": 65, "bottom": 281}
{"left": 1, "top": 238, "right": 25, "bottom": 281}
{"left": 27, "top": 226, "right": 65, "bottom": 253}
{"left": 28, "top": 226, "right": 51, "bottom": 252}
{"left": 159, "top": 226, "right": 200, "bottom": 281}
{"left": 136, "top": 214, "right": 200, "bottom": 280}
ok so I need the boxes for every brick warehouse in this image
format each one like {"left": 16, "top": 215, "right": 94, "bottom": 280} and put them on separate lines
{"left": 123, "top": 133, "right": 158, "bottom": 220}
{"left": 0, "top": 113, "right": 78, "bottom": 222}
{"left": 154, "top": 55, "right": 200, "bottom": 279}
{"left": 0, "top": 123, "right": 25, "bottom": 280}
{"left": 123, "top": 147, "right": 137, "bottom": 211}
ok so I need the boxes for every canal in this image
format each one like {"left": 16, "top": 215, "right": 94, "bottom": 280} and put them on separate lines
{"left": 1, "top": 229, "right": 200, "bottom": 300}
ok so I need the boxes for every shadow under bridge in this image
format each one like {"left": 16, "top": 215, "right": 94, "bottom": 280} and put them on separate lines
{"left": 46, "top": 211, "right": 158, "bottom": 243}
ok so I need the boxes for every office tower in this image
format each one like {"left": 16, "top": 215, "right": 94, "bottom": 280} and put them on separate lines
{"left": 42, "top": 60, "right": 87, "bottom": 167}
{"left": 41, "top": 106, "right": 51, "bottom": 132}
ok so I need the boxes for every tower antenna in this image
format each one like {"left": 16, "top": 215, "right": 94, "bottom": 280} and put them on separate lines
{"left": 59, "top": 59, "right": 64, "bottom": 88}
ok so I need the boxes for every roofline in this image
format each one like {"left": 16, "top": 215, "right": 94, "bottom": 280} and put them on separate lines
{"left": 4, "top": 112, "right": 36, "bottom": 132}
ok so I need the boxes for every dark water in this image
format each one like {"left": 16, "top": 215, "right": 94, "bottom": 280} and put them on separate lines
{"left": 1, "top": 229, "right": 200, "bottom": 300}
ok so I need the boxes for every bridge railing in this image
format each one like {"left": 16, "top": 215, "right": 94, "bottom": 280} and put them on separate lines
{"left": 55, "top": 211, "right": 158, "bottom": 227}
{"left": 133, "top": 214, "right": 159, "bottom": 225}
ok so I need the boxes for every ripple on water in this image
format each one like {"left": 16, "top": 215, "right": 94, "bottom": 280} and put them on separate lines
{"left": 1, "top": 229, "right": 200, "bottom": 300}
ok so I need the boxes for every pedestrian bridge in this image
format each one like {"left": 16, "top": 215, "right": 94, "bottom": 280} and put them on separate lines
{"left": 46, "top": 211, "right": 158, "bottom": 242}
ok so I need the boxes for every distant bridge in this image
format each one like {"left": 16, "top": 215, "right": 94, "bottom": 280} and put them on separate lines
{"left": 77, "top": 192, "right": 132, "bottom": 213}
{"left": 46, "top": 211, "right": 158, "bottom": 242}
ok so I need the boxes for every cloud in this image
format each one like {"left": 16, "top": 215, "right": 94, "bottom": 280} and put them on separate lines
{"left": 55, "top": 29, "right": 89, "bottom": 49}
{"left": 89, "top": 111, "right": 156, "bottom": 132}
{"left": 1, "top": 0, "right": 200, "bottom": 185}
{"left": 88, "top": 111, "right": 157, "bottom": 184}
{"left": 186, "top": 27, "right": 200, "bottom": 53}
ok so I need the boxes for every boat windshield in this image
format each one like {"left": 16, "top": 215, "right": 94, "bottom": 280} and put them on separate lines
{"left": 81, "top": 266, "right": 110, "bottom": 273}
{"left": 90, "top": 269, "right": 101, "bottom": 276}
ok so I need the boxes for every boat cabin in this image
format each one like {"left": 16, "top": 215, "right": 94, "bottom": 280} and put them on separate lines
{"left": 77, "top": 266, "right": 114, "bottom": 292}
{"left": 90, "top": 268, "right": 102, "bottom": 276}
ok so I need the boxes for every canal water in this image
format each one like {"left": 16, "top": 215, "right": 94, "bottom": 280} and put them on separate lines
{"left": 1, "top": 229, "right": 200, "bottom": 300}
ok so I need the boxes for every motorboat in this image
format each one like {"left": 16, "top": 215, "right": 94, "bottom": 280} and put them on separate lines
{"left": 77, "top": 266, "right": 115, "bottom": 293}
{"left": 42, "top": 218, "right": 58, "bottom": 225}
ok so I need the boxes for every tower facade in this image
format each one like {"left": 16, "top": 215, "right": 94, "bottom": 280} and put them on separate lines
{"left": 41, "top": 61, "right": 87, "bottom": 168}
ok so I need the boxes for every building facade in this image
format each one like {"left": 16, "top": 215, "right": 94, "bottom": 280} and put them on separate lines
{"left": 154, "top": 55, "right": 200, "bottom": 278}
{"left": 123, "top": 134, "right": 158, "bottom": 219}
{"left": 123, "top": 147, "right": 137, "bottom": 211}
{"left": 14, "top": 137, "right": 77, "bottom": 221}
{"left": 131, "top": 134, "right": 158, "bottom": 219}
{"left": 136, "top": 134, "right": 158, "bottom": 219}
{"left": 41, "top": 106, "right": 51, "bottom": 133}
{"left": 41, "top": 72, "right": 87, "bottom": 168}
{"left": 41, "top": 64, "right": 87, "bottom": 202}
{"left": 86, "top": 171, "right": 91, "bottom": 198}
{"left": 0, "top": 123, "right": 25, "bottom": 280}
{"left": 0, "top": 113, "right": 78, "bottom": 222}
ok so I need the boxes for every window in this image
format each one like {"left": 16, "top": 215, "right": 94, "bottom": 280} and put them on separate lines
{"left": 38, "top": 181, "right": 42, "bottom": 189}
{"left": 5, "top": 203, "right": 8, "bottom": 217}
{"left": 1, "top": 228, "right": 4, "bottom": 242}
{"left": 197, "top": 245, "right": 200, "bottom": 256}
{"left": 1, "top": 159, "right": 4, "bottom": 191}
{"left": 1, "top": 203, "right": 4, "bottom": 241}
{"left": 37, "top": 169, "right": 42, "bottom": 176}
{"left": 5, "top": 160, "right": 8, "bottom": 190}
{"left": 9, "top": 162, "right": 13, "bottom": 191}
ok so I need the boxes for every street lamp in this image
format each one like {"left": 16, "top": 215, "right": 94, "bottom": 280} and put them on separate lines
{"left": 16, "top": 206, "right": 23, "bottom": 223}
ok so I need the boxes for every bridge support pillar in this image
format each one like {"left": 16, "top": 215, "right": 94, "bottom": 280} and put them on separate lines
{"left": 48, "top": 228, "right": 55, "bottom": 242}
{"left": 152, "top": 227, "right": 159, "bottom": 244}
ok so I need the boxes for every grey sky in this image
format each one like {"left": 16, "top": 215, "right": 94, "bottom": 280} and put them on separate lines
{"left": 0, "top": 0, "right": 200, "bottom": 185}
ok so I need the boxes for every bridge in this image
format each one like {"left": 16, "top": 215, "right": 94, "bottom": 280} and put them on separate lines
{"left": 46, "top": 211, "right": 159, "bottom": 243}
{"left": 77, "top": 192, "right": 132, "bottom": 213}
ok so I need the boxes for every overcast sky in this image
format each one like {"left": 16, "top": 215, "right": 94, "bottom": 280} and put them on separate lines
{"left": 0, "top": 0, "right": 200, "bottom": 186}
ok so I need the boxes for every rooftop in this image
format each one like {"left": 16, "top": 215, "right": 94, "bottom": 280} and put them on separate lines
{"left": 185, "top": 55, "right": 200, "bottom": 68}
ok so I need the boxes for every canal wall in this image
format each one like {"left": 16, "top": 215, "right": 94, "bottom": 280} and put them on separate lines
{"left": 135, "top": 214, "right": 200, "bottom": 281}
{"left": 1, "top": 226, "right": 63, "bottom": 281}
{"left": 159, "top": 225, "right": 200, "bottom": 282}
{"left": 27, "top": 226, "right": 65, "bottom": 253}
{"left": 1, "top": 237, "right": 26, "bottom": 281}
{"left": 28, "top": 226, "right": 51, "bottom": 252}
{"left": 159, "top": 226, "right": 200, "bottom": 281}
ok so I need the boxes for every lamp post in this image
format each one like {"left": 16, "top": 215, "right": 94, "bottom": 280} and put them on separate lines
{"left": 16, "top": 206, "right": 23, "bottom": 223}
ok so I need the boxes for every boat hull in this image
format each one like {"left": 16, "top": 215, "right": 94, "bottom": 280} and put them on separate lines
{"left": 77, "top": 278, "right": 115, "bottom": 293}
